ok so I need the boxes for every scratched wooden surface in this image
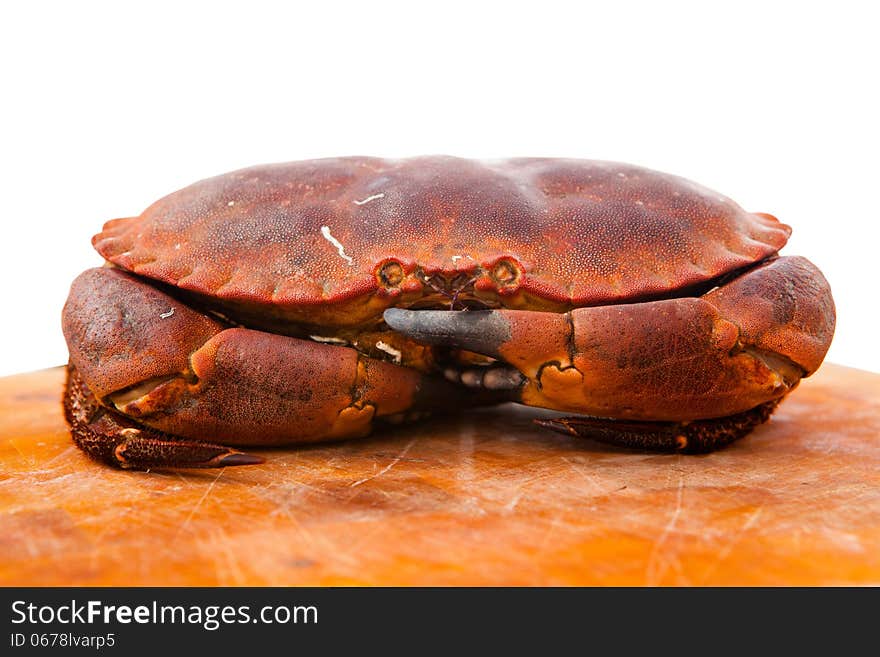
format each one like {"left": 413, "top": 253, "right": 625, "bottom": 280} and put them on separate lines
{"left": 0, "top": 363, "right": 878, "bottom": 586}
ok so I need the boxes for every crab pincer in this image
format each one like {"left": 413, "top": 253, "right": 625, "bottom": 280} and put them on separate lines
{"left": 384, "top": 255, "right": 834, "bottom": 452}
{"left": 62, "top": 267, "right": 465, "bottom": 469}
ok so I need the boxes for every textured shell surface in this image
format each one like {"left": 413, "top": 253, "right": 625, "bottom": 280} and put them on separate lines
{"left": 93, "top": 156, "right": 790, "bottom": 314}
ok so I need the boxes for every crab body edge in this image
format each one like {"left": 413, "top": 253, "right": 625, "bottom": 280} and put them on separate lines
{"left": 61, "top": 157, "right": 835, "bottom": 468}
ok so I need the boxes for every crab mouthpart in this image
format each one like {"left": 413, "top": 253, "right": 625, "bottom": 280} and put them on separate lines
{"left": 443, "top": 364, "right": 525, "bottom": 391}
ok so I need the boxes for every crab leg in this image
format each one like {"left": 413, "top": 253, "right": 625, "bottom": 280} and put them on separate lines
{"left": 385, "top": 256, "right": 835, "bottom": 451}
{"left": 62, "top": 268, "right": 462, "bottom": 469}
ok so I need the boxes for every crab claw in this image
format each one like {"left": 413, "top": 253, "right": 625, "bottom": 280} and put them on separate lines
{"left": 62, "top": 267, "right": 475, "bottom": 469}
{"left": 385, "top": 256, "right": 835, "bottom": 428}
{"left": 383, "top": 308, "right": 509, "bottom": 360}
{"left": 63, "top": 364, "right": 265, "bottom": 469}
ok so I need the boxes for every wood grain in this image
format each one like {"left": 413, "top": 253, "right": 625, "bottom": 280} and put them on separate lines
{"left": 0, "top": 363, "right": 878, "bottom": 586}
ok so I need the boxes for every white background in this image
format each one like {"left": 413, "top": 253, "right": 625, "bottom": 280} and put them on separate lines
{"left": 1, "top": 1, "right": 877, "bottom": 376}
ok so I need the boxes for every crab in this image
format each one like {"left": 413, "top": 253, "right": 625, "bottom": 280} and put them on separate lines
{"left": 61, "top": 156, "right": 835, "bottom": 469}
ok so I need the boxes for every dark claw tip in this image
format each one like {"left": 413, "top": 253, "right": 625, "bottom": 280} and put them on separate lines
{"left": 383, "top": 307, "right": 508, "bottom": 357}
{"left": 382, "top": 307, "right": 412, "bottom": 324}
{"left": 217, "top": 452, "right": 265, "bottom": 466}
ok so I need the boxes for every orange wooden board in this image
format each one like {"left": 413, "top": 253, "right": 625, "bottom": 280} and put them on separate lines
{"left": 0, "top": 363, "right": 878, "bottom": 586}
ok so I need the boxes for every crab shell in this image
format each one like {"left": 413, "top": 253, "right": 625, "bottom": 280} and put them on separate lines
{"left": 91, "top": 157, "right": 793, "bottom": 328}
{"left": 62, "top": 156, "right": 835, "bottom": 468}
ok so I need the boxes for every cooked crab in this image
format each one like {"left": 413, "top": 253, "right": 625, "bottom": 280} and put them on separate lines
{"left": 61, "top": 156, "right": 835, "bottom": 469}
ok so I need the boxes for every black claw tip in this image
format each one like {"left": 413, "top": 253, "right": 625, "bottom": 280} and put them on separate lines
{"left": 383, "top": 308, "right": 509, "bottom": 356}
{"left": 382, "top": 307, "right": 413, "bottom": 326}
{"left": 217, "top": 452, "right": 265, "bottom": 466}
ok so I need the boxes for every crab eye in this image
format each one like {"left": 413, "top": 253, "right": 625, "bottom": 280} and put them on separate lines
{"left": 491, "top": 258, "right": 520, "bottom": 286}
{"left": 377, "top": 260, "right": 405, "bottom": 287}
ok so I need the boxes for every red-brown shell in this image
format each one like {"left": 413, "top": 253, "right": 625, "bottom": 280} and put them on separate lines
{"left": 93, "top": 156, "right": 790, "bottom": 312}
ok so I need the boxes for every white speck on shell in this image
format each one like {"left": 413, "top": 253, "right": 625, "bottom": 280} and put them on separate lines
{"left": 320, "top": 225, "right": 354, "bottom": 265}
{"left": 353, "top": 193, "right": 385, "bottom": 205}
{"left": 159, "top": 308, "right": 175, "bottom": 319}
{"left": 375, "top": 340, "right": 402, "bottom": 364}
